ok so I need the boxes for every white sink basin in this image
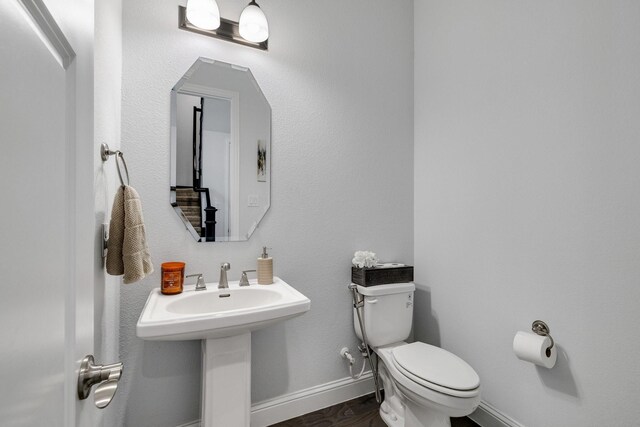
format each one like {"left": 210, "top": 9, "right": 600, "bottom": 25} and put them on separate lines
{"left": 136, "top": 277, "right": 310, "bottom": 341}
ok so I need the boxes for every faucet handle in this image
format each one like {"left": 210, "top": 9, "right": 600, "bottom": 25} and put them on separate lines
{"left": 186, "top": 273, "right": 207, "bottom": 291}
{"left": 239, "top": 270, "right": 256, "bottom": 287}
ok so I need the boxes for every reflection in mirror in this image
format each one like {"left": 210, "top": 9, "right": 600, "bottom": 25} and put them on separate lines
{"left": 170, "top": 58, "right": 271, "bottom": 242}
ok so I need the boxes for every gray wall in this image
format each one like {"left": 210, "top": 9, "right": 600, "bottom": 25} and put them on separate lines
{"left": 414, "top": 1, "right": 640, "bottom": 426}
{"left": 117, "top": 0, "right": 414, "bottom": 425}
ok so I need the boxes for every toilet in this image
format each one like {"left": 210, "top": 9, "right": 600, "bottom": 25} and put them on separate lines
{"left": 352, "top": 282, "right": 481, "bottom": 427}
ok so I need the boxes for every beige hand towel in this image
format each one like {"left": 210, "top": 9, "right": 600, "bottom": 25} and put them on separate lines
{"left": 106, "top": 185, "right": 154, "bottom": 283}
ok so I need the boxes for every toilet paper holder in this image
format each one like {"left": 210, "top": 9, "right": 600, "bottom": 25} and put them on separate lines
{"left": 531, "top": 320, "right": 554, "bottom": 355}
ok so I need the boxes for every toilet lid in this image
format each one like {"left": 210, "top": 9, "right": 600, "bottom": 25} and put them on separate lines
{"left": 392, "top": 342, "right": 480, "bottom": 391}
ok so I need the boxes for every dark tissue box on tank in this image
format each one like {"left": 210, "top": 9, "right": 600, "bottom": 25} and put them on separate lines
{"left": 351, "top": 265, "right": 414, "bottom": 287}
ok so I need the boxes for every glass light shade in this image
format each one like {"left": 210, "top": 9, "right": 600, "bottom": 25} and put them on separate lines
{"left": 186, "top": 0, "right": 220, "bottom": 30}
{"left": 239, "top": 2, "right": 269, "bottom": 43}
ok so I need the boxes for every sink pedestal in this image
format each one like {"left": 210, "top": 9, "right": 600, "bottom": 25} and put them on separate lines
{"left": 201, "top": 333, "right": 251, "bottom": 427}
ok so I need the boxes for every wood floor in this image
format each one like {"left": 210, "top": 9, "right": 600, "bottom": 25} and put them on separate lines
{"left": 270, "top": 393, "right": 479, "bottom": 427}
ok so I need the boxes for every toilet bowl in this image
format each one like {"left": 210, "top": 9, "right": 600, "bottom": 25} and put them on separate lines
{"left": 376, "top": 343, "right": 480, "bottom": 427}
{"left": 352, "top": 283, "right": 481, "bottom": 427}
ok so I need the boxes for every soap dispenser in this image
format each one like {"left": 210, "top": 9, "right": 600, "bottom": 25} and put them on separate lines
{"left": 257, "top": 246, "right": 273, "bottom": 285}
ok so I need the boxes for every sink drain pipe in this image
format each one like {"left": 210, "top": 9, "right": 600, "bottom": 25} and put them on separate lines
{"left": 349, "top": 283, "right": 382, "bottom": 404}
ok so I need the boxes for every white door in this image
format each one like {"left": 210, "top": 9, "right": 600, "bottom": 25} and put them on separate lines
{"left": 0, "top": 0, "right": 95, "bottom": 426}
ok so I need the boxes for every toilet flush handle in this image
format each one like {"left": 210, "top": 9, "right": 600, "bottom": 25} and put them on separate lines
{"left": 366, "top": 298, "right": 378, "bottom": 304}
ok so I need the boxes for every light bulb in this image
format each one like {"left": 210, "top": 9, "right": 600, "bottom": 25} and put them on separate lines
{"left": 239, "top": 1, "right": 269, "bottom": 43}
{"left": 186, "top": 0, "right": 220, "bottom": 30}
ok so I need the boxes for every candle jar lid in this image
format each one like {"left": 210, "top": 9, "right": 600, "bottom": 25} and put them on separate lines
{"left": 162, "top": 262, "right": 185, "bottom": 271}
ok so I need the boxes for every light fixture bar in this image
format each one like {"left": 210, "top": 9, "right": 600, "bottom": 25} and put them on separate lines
{"left": 178, "top": 6, "right": 268, "bottom": 51}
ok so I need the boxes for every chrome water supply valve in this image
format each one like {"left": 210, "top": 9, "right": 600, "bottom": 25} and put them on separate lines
{"left": 340, "top": 347, "right": 355, "bottom": 365}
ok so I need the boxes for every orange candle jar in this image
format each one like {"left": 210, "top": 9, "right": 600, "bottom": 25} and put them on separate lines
{"left": 161, "top": 262, "right": 185, "bottom": 295}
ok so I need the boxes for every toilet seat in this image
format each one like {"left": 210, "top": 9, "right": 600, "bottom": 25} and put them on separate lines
{"left": 391, "top": 342, "right": 480, "bottom": 398}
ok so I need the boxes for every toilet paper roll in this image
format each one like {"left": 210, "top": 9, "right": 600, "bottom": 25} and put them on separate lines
{"left": 513, "top": 331, "right": 557, "bottom": 369}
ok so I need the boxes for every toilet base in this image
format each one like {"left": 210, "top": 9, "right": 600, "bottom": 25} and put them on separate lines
{"left": 404, "top": 400, "right": 451, "bottom": 427}
{"left": 380, "top": 406, "right": 403, "bottom": 427}
{"left": 379, "top": 399, "right": 404, "bottom": 427}
{"left": 378, "top": 393, "right": 451, "bottom": 427}
{"left": 377, "top": 361, "right": 404, "bottom": 427}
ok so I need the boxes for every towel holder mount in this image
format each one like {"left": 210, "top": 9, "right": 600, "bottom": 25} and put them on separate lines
{"left": 101, "top": 143, "right": 130, "bottom": 186}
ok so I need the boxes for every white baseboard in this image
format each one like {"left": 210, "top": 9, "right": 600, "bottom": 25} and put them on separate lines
{"left": 176, "top": 373, "right": 375, "bottom": 427}
{"left": 469, "top": 401, "right": 525, "bottom": 427}
{"left": 178, "top": 379, "right": 524, "bottom": 427}
{"left": 251, "top": 372, "right": 374, "bottom": 427}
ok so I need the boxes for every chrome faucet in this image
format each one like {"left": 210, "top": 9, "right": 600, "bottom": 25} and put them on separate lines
{"left": 186, "top": 273, "right": 206, "bottom": 291}
{"left": 218, "top": 263, "right": 231, "bottom": 289}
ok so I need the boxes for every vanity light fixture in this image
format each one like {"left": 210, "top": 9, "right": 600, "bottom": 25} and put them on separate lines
{"left": 239, "top": 1, "right": 269, "bottom": 43}
{"left": 185, "top": 0, "right": 220, "bottom": 30}
{"left": 178, "top": 0, "right": 269, "bottom": 51}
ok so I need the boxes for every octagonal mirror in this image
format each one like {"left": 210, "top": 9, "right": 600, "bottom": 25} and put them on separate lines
{"left": 170, "top": 58, "right": 271, "bottom": 242}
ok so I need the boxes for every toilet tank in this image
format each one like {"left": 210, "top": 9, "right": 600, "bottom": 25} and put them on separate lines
{"left": 353, "top": 283, "right": 415, "bottom": 348}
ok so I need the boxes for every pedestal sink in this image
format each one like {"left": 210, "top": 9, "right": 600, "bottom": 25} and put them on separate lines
{"left": 136, "top": 277, "right": 310, "bottom": 427}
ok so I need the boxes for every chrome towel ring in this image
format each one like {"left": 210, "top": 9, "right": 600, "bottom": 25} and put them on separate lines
{"left": 101, "top": 143, "right": 130, "bottom": 187}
